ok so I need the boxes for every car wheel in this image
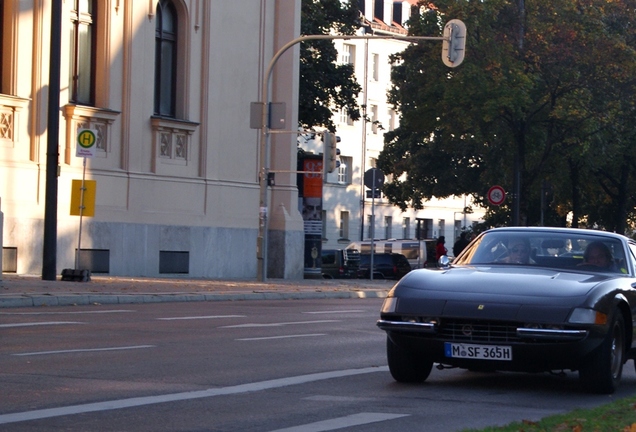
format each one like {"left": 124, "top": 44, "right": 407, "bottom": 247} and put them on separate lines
{"left": 579, "top": 312, "right": 625, "bottom": 394}
{"left": 386, "top": 336, "right": 433, "bottom": 383}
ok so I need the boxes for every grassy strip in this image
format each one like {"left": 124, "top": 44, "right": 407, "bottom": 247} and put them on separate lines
{"left": 461, "top": 396, "right": 636, "bottom": 432}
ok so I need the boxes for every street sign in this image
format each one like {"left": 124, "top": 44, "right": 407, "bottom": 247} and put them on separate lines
{"left": 70, "top": 179, "right": 96, "bottom": 216}
{"left": 76, "top": 128, "right": 97, "bottom": 158}
{"left": 487, "top": 185, "right": 506, "bottom": 206}
{"left": 364, "top": 168, "right": 384, "bottom": 190}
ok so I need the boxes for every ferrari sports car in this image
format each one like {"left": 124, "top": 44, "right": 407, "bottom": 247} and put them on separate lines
{"left": 377, "top": 227, "right": 636, "bottom": 393}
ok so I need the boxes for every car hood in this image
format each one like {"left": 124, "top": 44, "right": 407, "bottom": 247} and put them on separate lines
{"left": 391, "top": 265, "right": 617, "bottom": 321}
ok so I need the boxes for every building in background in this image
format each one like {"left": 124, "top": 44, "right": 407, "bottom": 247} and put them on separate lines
{"left": 0, "top": 0, "right": 304, "bottom": 278}
{"left": 300, "top": 0, "right": 484, "bottom": 257}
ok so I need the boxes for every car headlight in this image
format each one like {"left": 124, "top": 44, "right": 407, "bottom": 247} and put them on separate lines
{"left": 381, "top": 297, "right": 397, "bottom": 313}
{"left": 568, "top": 308, "right": 607, "bottom": 325}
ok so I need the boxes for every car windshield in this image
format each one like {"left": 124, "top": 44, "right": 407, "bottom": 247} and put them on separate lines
{"left": 455, "top": 230, "right": 628, "bottom": 274}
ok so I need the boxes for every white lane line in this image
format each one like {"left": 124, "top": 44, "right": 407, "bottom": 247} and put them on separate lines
{"left": 237, "top": 334, "right": 326, "bottom": 341}
{"left": 0, "top": 321, "right": 83, "bottom": 328}
{"left": 221, "top": 320, "right": 339, "bottom": 328}
{"left": 0, "top": 310, "right": 134, "bottom": 315}
{"left": 302, "top": 310, "right": 364, "bottom": 315}
{"left": 157, "top": 315, "right": 246, "bottom": 321}
{"left": 13, "top": 345, "right": 156, "bottom": 357}
{"left": 269, "top": 412, "right": 409, "bottom": 432}
{"left": 0, "top": 366, "right": 389, "bottom": 425}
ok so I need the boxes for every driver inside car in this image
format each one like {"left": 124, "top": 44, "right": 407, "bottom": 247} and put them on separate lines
{"left": 580, "top": 241, "right": 615, "bottom": 270}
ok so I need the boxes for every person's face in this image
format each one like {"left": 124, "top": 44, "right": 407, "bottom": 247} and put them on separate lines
{"left": 508, "top": 241, "right": 530, "bottom": 263}
{"left": 587, "top": 248, "right": 610, "bottom": 267}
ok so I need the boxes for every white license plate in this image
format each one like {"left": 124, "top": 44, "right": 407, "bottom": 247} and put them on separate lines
{"left": 444, "top": 342, "right": 512, "bottom": 361}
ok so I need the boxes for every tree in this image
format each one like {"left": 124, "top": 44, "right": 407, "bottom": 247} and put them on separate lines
{"left": 378, "top": 0, "right": 636, "bottom": 232}
{"left": 299, "top": 0, "right": 362, "bottom": 132}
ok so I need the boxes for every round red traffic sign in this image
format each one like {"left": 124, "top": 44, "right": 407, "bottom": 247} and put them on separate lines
{"left": 487, "top": 185, "right": 506, "bottom": 206}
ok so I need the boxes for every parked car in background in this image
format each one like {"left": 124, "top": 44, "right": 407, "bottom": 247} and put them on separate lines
{"left": 358, "top": 253, "right": 411, "bottom": 280}
{"left": 347, "top": 240, "right": 435, "bottom": 269}
{"left": 377, "top": 227, "right": 636, "bottom": 394}
{"left": 321, "top": 248, "right": 360, "bottom": 279}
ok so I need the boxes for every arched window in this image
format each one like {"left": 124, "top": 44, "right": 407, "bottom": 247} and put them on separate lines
{"left": 69, "top": 0, "right": 96, "bottom": 105}
{"left": 154, "top": 0, "right": 177, "bottom": 117}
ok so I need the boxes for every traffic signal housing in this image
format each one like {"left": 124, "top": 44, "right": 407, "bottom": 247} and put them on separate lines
{"left": 323, "top": 130, "right": 339, "bottom": 175}
{"left": 442, "top": 19, "right": 466, "bottom": 68}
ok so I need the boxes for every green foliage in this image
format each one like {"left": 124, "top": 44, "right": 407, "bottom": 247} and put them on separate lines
{"left": 461, "top": 395, "right": 636, "bottom": 431}
{"left": 299, "top": 0, "right": 362, "bottom": 132}
{"left": 379, "top": 0, "right": 636, "bottom": 232}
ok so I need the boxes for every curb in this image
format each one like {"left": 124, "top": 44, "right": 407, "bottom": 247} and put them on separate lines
{"left": 0, "top": 289, "right": 390, "bottom": 309}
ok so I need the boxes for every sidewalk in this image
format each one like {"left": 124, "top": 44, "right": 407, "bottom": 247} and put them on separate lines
{"left": 0, "top": 274, "right": 393, "bottom": 308}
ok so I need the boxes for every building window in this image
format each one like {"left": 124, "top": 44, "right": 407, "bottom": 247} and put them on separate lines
{"left": 0, "top": 0, "right": 4, "bottom": 93}
{"left": 367, "top": 215, "right": 375, "bottom": 239}
{"left": 339, "top": 211, "right": 349, "bottom": 240}
{"left": 339, "top": 43, "right": 355, "bottom": 66}
{"left": 403, "top": 217, "right": 410, "bottom": 239}
{"left": 372, "top": 53, "right": 379, "bottom": 81}
{"left": 370, "top": 104, "right": 378, "bottom": 134}
{"left": 385, "top": 216, "right": 392, "bottom": 239}
{"left": 337, "top": 156, "right": 352, "bottom": 185}
{"left": 154, "top": 0, "right": 178, "bottom": 117}
{"left": 338, "top": 107, "right": 353, "bottom": 126}
{"left": 69, "top": 0, "right": 96, "bottom": 105}
{"left": 388, "top": 109, "right": 396, "bottom": 131}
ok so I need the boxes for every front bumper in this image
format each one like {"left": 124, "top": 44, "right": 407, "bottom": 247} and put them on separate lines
{"left": 378, "top": 316, "right": 604, "bottom": 372}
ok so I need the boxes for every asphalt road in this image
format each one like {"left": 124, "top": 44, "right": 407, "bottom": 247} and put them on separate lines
{"left": 2, "top": 298, "right": 636, "bottom": 431}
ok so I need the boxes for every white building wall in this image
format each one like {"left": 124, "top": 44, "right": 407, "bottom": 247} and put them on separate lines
{"left": 0, "top": 0, "right": 303, "bottom": 278}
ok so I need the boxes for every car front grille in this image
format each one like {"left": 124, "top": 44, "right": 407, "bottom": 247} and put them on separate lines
{"left": 439, "top": 319, "right": 521, "bottom": 343}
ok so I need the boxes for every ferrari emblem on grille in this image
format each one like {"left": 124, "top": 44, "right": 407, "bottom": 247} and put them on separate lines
{"left": 462, "top": 325, "right": 473, "bottom": 336}
{"left": 478, "top": 304, "right": 485, "bottom": 310}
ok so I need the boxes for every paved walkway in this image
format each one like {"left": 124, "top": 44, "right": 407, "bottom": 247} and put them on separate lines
{"left": 0, "top": 274, "right": 393, "bottom": 308}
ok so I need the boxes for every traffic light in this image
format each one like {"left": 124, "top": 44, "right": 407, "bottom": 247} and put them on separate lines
{"left": 323, "top": 130, "right": 338, "bottom": 174}
{"left": 441, "top": 19, "right": 466, "bottom": 68}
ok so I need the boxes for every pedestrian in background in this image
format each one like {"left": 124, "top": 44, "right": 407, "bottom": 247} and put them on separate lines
{"left": 435, "top": 236, "right": 447, "bottom": 262}
{"left": 453, "top": 232, "right": 470, "bottom": 257}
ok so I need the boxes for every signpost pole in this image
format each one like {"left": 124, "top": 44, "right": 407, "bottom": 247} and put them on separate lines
{"left": 75, "top": 157, "right": 87, "bottom": 270}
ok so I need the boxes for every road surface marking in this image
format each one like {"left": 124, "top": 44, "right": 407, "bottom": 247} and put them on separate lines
{"left": 237, "top": 334, "right": 326, "bottom": 341}
{"left": 157, "top": 315, "right": 245, "bottom": 320}
{"left": 13, "top": 345, "right": 156, "bottom": 356}
{"left": 221, "top": 320, "right": 339, "bottom": 328}
{"left": 0, "top": 310, "right": 134, "bottom": 315}
{"left": 302, "top": 310, "right": 364, "bottom": 314}
{"left": 0, "top": 366, "right": 388, "bottom": 425}
{"left": 269, "top": 412, "right": 409, "bottom": 432}
{"left": 0, "top": 321, "right": 83, "bottom": 328}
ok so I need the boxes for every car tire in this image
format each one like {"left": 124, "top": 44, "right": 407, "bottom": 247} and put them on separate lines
{"left": 386, "top": 336, "right": 433, "bottom": 383}
{"left": 579, "top": 312, "right": 625, "bottom": 394}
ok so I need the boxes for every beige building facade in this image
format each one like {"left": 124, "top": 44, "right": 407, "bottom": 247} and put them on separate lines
{"left": 1, "top": 0, "right": 304, "bottom": 278}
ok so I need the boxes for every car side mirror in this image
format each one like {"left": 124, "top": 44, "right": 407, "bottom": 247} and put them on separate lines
{"left": 438, "top": 255, "right": 450, "bottom": 269}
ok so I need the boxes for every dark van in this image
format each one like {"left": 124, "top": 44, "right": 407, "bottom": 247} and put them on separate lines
{"left": 321, "top": 248, "right": 360, "bottom": 279}
{"left": 358, "top": 253, "right": 411, "bottom": 280}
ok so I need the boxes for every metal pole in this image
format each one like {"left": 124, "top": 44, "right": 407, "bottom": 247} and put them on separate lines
{"left": 42, "top": 0, "right": 63, "bottom": 280}
{"left": 370, "top": 169, "right": 375, "bottom": 281}
{"left": 257, "top": 34, "right": 446, "bottom": 281}
{"left": 75, "top": 158, "right": 87, "bottom": 270}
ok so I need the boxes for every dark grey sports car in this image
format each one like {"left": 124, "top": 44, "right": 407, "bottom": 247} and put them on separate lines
{"left": 377, "top": 227, "right": 636, "bottom": 393}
